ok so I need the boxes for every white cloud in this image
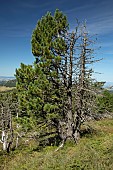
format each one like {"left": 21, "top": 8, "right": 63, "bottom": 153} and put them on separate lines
{"left": 65, "top": 0, "right": 113, "bottom": 36}
{"left": 65, "top": 4, "right": 94, "bottom": 14}
{"left": 87, "top": 13, "right": 113, "bottom": 35}
{"left": 0, "top": 24, "right": 33, "bottom": 37}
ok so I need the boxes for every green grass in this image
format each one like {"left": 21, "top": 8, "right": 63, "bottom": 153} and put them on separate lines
{"left": 1, "top": 119, "right": 113, "bottom": 170}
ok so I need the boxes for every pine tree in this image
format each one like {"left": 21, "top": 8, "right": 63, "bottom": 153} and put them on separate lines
{"left": 31, "top": 10, "right": 100, "bottom": 144}
{"left": 31, "top": 9, "right": 69, "bottom": 143}
{"left": 16, "top": 63, "right": 60, "bottom": 145}
{"left": 16, "top": 10, "right": 101, "bottom": 147}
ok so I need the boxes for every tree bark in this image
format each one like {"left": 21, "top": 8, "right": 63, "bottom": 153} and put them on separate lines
{"left": 66, "top": 32, "right": 75, "bottom": 140}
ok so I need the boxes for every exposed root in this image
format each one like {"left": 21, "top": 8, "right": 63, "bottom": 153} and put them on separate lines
{"left": 55, "top": 139, "right": 65, "bottom": 152}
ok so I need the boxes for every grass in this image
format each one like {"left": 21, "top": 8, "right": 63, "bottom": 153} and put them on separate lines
{"left": 1, "top": 119, "right": 113, "bottom": 170}
{"left": 0, "top": 86, "right": 15, "bottom": 92}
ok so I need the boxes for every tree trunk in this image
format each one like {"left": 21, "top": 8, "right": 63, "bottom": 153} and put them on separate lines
{"left": 73, "top": 115, "right": 81, "bottom": 142}
{"left": 66, "top": 32, "right": 75, "bottom": 140}
{"left": 16, "top": 109, "right": 19, "bottom": 148}
{"left": 2, "top": 130, "right": 8, "bottom": 151}
{"left": 66, "top": 90, "right": 73, "bottom": 139}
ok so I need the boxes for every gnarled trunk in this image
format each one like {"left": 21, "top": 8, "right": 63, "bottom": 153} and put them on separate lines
{"left": 66, "top": 89, "right": 73, "bottom": 140}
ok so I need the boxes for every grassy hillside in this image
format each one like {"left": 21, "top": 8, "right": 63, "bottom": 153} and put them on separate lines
{"left": 0, "top": 86, "right": 15, "bottom": 92}
{"left": 1, "top": 119, "right": 113, "bottom": 170}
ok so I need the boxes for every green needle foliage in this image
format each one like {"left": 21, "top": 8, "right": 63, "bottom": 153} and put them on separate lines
{"left": 32, "top": 9, "right": 68, "bottom": 62}
{"left": 15, "top": 9, "right": 102, "bottom": 146}
{"left": 16, "top": 62, "right": 61, "bottom": 144}
{"left": 96, "top": 90, "right": 113, "bottom": 113}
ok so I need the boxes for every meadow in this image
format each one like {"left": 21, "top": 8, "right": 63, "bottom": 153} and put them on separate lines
{"left": 0, "top": 119, "right": 113, "bottom": 170}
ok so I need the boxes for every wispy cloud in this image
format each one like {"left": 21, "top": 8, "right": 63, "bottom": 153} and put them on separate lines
{"left": 19, "top": 1, "right": 51, "bottom": 9}
{"left": 64, "top": 0, "right": 113, "bottom": 36}
{"left": 0, "top": 23, "right": 33, "bottom": 38}
{"left": 18, "top": 0, "right": 65, "bottom": 11}
{"left": 88, "top": 12, "right": 113, "bottom": 35}
{"left": 65, "top": 4, "right": 94, "bottom": 14}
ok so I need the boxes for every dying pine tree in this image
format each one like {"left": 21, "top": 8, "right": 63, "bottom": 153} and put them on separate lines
{"left": 0, "top": 91, "right": 18, "bottom": 152}
{"left": 16, "top": 10, "right": 101, "bottom": 147}
{"left": 72, "top": 24, "right": 100, "bottom": 142}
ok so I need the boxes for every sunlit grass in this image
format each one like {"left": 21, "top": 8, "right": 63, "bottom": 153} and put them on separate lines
{"left": 0, "top": 86, "right": 15, "bottom": 92}
{"left": 1, "top": 119, "right": 113, "bottom": 170}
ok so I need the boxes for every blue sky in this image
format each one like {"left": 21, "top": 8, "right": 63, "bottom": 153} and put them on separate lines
{"left": 0, "top": 0, "right": 113, "bottom": 82}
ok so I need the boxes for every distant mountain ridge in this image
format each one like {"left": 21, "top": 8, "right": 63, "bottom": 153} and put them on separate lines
{"left": 0, "top": 76, "right": 16, "bottom": 87}
{"left": 0, "top": 76, "right": 113, "bottom": 89}
{"left": 104, "top": 82, "right": 113, "bottom": 88}
{"left": 0, "top": 76, "right": 15, "bottom": 81}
